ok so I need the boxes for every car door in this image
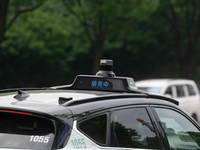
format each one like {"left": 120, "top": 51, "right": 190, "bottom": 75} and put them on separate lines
{"left": 110, "top": 106, "right": 163, "bottom": 149}
{"left": 151, "top": 105, "right": 200, "bottom": 150}
{"left": 72, "top": 104, "right": 200, "bottom": 150}
{"left": 72, "top": 106, "right": 164, "bottom": 150}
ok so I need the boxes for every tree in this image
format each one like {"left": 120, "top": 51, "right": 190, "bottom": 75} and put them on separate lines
{"left": 62, "top": 0, "right": 158, "bottom": 74}
{"left": 0, "top": 1, "right": 72, "bottom": 88}
{"left": 0, "top": 0, "right": 44, "bottom": 54}
{"left": 158, "top": 0, "right": 200, "bottom": 78}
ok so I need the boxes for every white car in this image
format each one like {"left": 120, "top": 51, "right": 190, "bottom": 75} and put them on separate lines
{"left": 136, "top": 79, "right": 200, "bottom": 122}
{"left": 2, "top": 61, "right": 200, "bottom": 150}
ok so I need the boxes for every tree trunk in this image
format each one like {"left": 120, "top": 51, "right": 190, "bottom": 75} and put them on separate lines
{"left": 179, "top": 54, "right": 194, "bottom": 79}
{"left": 92, "top": 43, "right": 104, "bottom": 74}
{"left": 0, "top": 0, "right": 9, "bottom": 55}
{"left": 179, "top": 41, "right": 198, "bottom": 78}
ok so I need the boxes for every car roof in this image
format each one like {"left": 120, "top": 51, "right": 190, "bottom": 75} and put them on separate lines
{"left": 0, "top": 90, "right": 98, "bottom": 111}
{"left": 135, "top": 78, "right": 195, "bottom": 87}
{"left": 0, "top": 89, "right": 179, "bottom": 118}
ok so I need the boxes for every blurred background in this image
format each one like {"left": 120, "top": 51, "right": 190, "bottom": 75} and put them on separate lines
{"left": 1, "top": 0, "right": 200, "bottom": 89}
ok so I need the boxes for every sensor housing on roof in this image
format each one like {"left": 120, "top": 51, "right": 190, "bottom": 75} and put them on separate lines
{"left": 52, "top": 59, "right": 138, "bottom": 93}
{"left": 96, "top": 59, "right": 115, "bottom": 77}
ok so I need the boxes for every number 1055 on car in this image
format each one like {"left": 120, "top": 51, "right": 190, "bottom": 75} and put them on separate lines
{"left": 30, "top": 135, "right": 50, "bottom": 143}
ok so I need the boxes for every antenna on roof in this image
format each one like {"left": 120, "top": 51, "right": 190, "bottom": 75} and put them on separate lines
{"left": 14, "top": 90, "right": 30, "bottom": 101}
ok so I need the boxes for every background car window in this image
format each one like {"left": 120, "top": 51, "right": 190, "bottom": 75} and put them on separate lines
{"left": 186, "top": 84, "right": 196, "bottom": 96}
{"left": 111, "top": 107, "right": 159, "bottom": 149}
{"left": 155, "top": 108, "right": 200, "bottom": 150}
{"left": 176, "top": 85, "right": 185, "bottom": 97}
{"left": 79, "top": 114, "right": 107, "bottom": 144}
{"left": 138, "top": 87, "right": 161, "bottom": 93}
{"left": 164, "top": 86, "right": 173, "bottom": 96}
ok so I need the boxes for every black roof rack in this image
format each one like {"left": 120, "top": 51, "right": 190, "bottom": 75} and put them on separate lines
{"left": 62, "top": 93, "right": 179, "bottom": 107}
{"left": 62, "top": 94, "right": 146, "bottom": 106}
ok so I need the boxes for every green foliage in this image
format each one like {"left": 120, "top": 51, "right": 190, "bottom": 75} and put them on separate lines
{"left": 61, "top": 0, "right": 160, "bottom": 73}
{"left": 6, "top": 0, "right": 45, "bottom": 26}
{"left": 1, "top": 0, "right": 200, "bottom": 88}
{"left": 1, "top": 2, "right": 73, "bottom": 88}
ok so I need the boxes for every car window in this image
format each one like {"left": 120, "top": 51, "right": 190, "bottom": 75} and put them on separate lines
{"left": 164, "top": 86, "right": 173, "bottom": 96}
{"left": 186, "top": 84, "right": 196, "bottom": 96}
{"left": 155, "top": 108, "right": 200, "bottom": 150}
{"left": 176, "top": 85, "right": 185, "bottom": 97}
{"left": 138, "top": 87, "right": 161, "bottom": 93}
{"left": 78, "top": 114, "right": 107, "bottom": 144}
{"left": 0, "top": 111, "right": 55, "bottom": 149}
{"left": 111, "top": 107, "right": 159, "bottom": 149}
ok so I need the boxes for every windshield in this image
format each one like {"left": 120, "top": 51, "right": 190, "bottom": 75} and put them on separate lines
{"left": 138, "top": 87, "right": 161, "bottom": 93}
{"left": 0, "top": 110, "right": 54, "bottom": 149}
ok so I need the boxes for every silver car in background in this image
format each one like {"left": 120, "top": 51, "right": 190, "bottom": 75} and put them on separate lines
{"left": 136, "top": 79, "right": 200, "bottom": 122}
